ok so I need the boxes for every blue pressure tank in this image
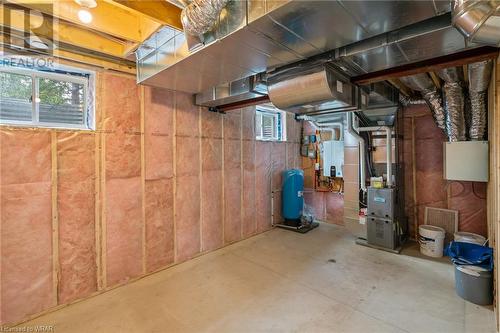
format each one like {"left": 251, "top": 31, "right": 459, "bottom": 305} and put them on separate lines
{"left": 282, "top": 169, "right": 304, "bottom": 221}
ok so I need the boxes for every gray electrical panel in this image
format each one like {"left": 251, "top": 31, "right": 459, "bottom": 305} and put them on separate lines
{"left": 367, "top": 188, "right": 398, "bottom": 249}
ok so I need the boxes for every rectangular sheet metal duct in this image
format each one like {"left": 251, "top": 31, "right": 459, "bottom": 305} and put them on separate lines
{"left": 136, "top": 0, "right": 469, "bottom": 94}
{"left": 267, "top": 63, "right": 358, "bottom": 114}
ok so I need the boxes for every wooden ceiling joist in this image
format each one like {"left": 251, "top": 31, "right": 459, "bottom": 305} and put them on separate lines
{"left": 6, "top": 0, "right": 162, "bottom": 43}
{"left": 388, "top": 78, "right": 412, "bottom": 97}
{"left": 429, "top": 72, "right": 442, "bottom": 89}
{"left": 351, "top": 46, "right": 499, "bottom": 85}
{"left": 1, "top": 34, "right": 136, "bottom": 74}
{"left": 106, "top": 0, "right": 183, "bottom": 30}
{"left": 0, "top": 6, "right": 132, "bottom": 58}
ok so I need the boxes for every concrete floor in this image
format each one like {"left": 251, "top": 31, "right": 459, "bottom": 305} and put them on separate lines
{"left": 22, "top": 223, "right": 495, "bottom": 333}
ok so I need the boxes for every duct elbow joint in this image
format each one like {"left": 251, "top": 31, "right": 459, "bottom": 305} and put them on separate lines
{"left": 452, "top": 0, "right": 500, "bottom": 46}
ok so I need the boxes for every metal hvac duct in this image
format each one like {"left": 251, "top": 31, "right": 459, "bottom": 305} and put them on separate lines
{"left": 399, "top": 74, "right": 448, "bottom": 136}
{"left": 267, "top": 63, "right": 358, "bottom": 114}
{"left": 438, "top": 67, "right": 466, "bottom": 142}
{"left": 453, "top": 0, "right": 500, "bottom": 46}
{"left": 181, "top": 0, "right": 230, "bottom": 35}
{"left": 468, "top": 60, "right": 493, "bottom": 140}
{"left": 195, "top": 74, "right": 267, "bottom": 107}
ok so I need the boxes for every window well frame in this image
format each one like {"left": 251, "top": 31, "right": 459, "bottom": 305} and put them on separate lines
{"left": 0, "top": 66, "right": 93, "bottom": 130}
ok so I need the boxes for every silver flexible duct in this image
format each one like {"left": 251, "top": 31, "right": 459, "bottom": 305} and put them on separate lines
{"left": 399, "top": 74, "right": 448, "bottom": 136}
{"left": 468, "top": 60, "right": 493, "bottom": 140}
{"left": 438, "top": 67, "right": 466, "bottom": 141}
{"left": 452, "top": 0, "right": 500, "bottom": 46}
{"left": 181, "top": 0, "right": 229, "bottom": 36}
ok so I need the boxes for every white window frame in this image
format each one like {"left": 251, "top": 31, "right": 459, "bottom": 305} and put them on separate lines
{"left": 255, "top": 107, "right": 287, "bottom": 142}
{"left": 0, "top": 66, "right": 93, "bottom": 130}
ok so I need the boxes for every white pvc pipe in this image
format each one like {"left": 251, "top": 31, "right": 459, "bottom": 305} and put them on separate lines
{"left": 298, "top": 116, "right": 343, "bottom": 141}
{"left": 386, "top": 128, "right": 393, "bottom": 187}
{"left": 318, "top": 122, "right": 343, "bottom": 140}
{"left": 354, "top": 123, "right": 393, "bottom": 187}
{"left": 347, "top": 112, "right": 366, "bottom": 192}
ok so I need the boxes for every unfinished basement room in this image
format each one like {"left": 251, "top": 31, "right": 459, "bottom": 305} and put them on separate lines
{"left": 1, "top": 0, "right": 500, "bottom": 332}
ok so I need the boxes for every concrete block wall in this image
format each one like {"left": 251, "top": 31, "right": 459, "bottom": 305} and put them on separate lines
{"left": 0, "top": 71, "right": 301, "bottom": 325}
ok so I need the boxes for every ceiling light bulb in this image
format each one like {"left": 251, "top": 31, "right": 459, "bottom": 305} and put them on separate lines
{"left": 75, "top": 0, "right": 97, "bottom": 8}
{"left": 78, "top": 9, "right": 92, "bottom": 24}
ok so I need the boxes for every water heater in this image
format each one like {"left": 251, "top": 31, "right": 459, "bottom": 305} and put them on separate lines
{"left": 322, "top": 140, "right": 344, "bottom": 177}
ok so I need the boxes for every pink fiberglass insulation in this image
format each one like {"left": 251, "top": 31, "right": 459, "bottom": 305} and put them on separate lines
{"left": 175, "top": 92, "right": 199, "bottom": 138}
{"left": 271, "top": 142, "right": 287, "bottom": 191}
{"left": 449, "top": 181, "right": 487, "bottom": 237}
{"left": 271, "top": 142, "right": 287, "bottom": 224}
{"left": 224, "top": 110, "right": 242, "bottom": 140}
{"left": 144, "top": 86, "right": 174, "bottom": 181}
{"left": 201, "top": 109, "right": 222, "bottom": 139}
{"left": 202, "top": 138, "right": 223, "bottom": 171}
{"left": 242, "top": 108, "right": 257, "bottom": 236}
{"left": 326, "top": 192, "right": 344, "bottom": 225}
{"left": 273, "top": 193, "right": 284, "bottom": 224}
{"left": 105, "top": 177, "right": 143, "bottom": 287}
{"left": 415, "top": 115, "right": 447, "bottom": 204}
{"left": 145, "top": 178, "right": 174, "bottom": 273}
{"left": 286, "top": 142, "right": 297, "bottom": 169}
{"left": 242, "top": 107, "right": 255, "bottom": 140}
{"left": 101, "top": 73, "right": 140, "bottom": 134}
{"left": 144, "top": 86, "right": 174, "bottom": 135}
{"left": 175, "top": 175, "right": 201, "bottom": 262}
{"left": 255, "top": 141, "right": 272, "bottom": 232}
{"left": 201, "top": 169, "right": 223, "bottom": 252}
{"left": 242, "top": 140, "right": 257, "bottom": 237}
{"left": 224, "top": 138, "right": 242, "bottom": 244}
{"left": 403, "top": 104, "right": 487, "bottom": 238}
{"left": 57, "top": 132, "right": 97, "bottom": 304}
{"left": 0, "top": 130, "right": 51, "bottom": 186}
{"left": 201, "top": 138, "right": 223, "bottom": 252}
{"left": 0, "top": 70, "right": 297, "bottom": 324}
{"left": 105, "top": 133, "right": 141, "bottom": 179}
{"left": 1, "top": 130, "right": 53, "bottom": 324}
{"left": 1, "top": 183, "right": 53, "bottom": 324}
{"left": 174, "top": 91, "right": 201, "bottom": 262}
{"left": 176, "top": 136, "right": 200, "bottom": 177}
{"left": 145, "top": 133, "right": 173, "bottom": 180}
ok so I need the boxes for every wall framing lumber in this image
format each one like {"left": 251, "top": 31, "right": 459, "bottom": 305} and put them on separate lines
{"left": 140, "top": 86, "right": 146, "bottom": 275}
{"left": 50, "top": 132, "right": 59, "bottom": 306}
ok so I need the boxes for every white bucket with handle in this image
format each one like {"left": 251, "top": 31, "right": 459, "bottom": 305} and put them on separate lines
{"left": 419, "top": 225, "right": 446, "bottom": 257}
{"left": 454, "top": 232, "right": 487, "bottom": 246}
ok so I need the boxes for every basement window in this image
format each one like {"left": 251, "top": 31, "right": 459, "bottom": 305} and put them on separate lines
{"left": 0, "top": 66, "right": 94, "bottom": 130}
{"left": 256, "top": 108, "right": 286, "bottom": 141}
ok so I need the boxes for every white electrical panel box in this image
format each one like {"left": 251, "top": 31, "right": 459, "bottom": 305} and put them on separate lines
{"left": 322, "top": 140, "right": 344, "bottom": 177}
{"left": 443, "top": 141, "right": 488, "bottom": 182}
